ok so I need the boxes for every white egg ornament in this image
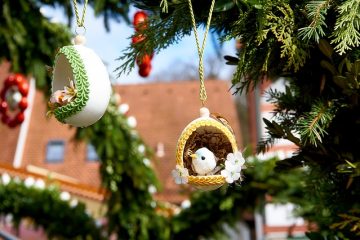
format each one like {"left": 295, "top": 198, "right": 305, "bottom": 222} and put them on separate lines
{"left": 51, "top": 35, "right": 111, "bottom": 127}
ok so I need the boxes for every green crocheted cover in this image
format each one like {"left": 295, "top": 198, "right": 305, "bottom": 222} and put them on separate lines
{"left": 53, "top": 46, "right": 89, "bottom": 123}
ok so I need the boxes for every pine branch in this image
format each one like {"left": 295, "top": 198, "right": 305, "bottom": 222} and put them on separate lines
{"left": 331, "top": 0, "right": 360, "bottom": 55}
{"left": 116, "top": 2, "right": 192, "bottom": 76}
{"left": 298, "top": 0, "right": 332, "bottom": 42}
{"left": 297, "top": 101, "right": 336, "bottom": 146}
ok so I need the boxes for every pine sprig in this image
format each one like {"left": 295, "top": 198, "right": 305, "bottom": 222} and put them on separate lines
{"left": 297, "top": 101, "right": 336, "bottom": 146}
{"left": 298, "top": 0, "right": 332, "bottom": 42}
{"left": 331, "top": 0, "right": 360, "bottom": 55}
{"left": 116, "top": 2, "right": 192, "bottom": 77}
{"left": 331, "top": 210, "right": 360, "bottom": 236}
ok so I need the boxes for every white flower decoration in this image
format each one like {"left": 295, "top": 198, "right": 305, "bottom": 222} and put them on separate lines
{"left": 1, "top": 173, "right": 11, "bottom": 185}
{"left": 181, "top": 199, "right": 191, "bottom": 209}
{"left": 150, "top": 201, "right": 157, "bottom": 208}
{"left": 70, "top": 199, "right": 78, "bottom": 208}
{"left": 34, "top": 179, "right": 45, "bottom": 189}
{"left": 171, "top": 165, "right": 189, "bottom": 184}
{"left": 221, "top": 151, "right": 245, "bottom": 183}
{"left": 118, "top": 103, "right": 129, "bottom": 114}
{"left": 127, "top": 116, "right": 137, "bottom": 128}
{"left": 138, "top": 144, "right": 145, "bottom": 154}
{"left": 60, "top": 191, "right": 71, "bottom": 201}
{"left": 221, "top": 164, "right": 241, "bottom": 183}
{"left": 143, "top": 158, "right": 151, "bottom": 166}
{"left": 24, "top": 177, "right": 35, "bottom": 188}
{"left": 226, "top": 151, "right": 245, "bottom": 172}
{"left": 148, "top": 185, "right": 157, "bottom": 194}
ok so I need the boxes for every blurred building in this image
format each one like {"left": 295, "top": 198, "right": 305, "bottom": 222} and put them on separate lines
{"left": 0, "top": 62, "right": 244, "bottom": 238}
{"left": 0, "top": 60, "right": 307, "bottom": 239}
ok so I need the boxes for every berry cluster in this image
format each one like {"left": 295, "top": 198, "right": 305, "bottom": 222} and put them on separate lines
{"left": 0, "top": 74, "right": 29, "bottom": 128}
{"left": 132, "top": 11, "right": 153, "bottom": 78}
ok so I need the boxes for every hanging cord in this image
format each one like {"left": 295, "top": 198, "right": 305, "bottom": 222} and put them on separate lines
{"left": 187, "top": 0, "right": 216, "bottom": 106}
{"left": 72, "top": 0, "right": 88, "bottom": 28}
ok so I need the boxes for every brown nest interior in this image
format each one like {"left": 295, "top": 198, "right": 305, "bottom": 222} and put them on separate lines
{"left": 183, "top": 125, "right": 234, "bottom": 176}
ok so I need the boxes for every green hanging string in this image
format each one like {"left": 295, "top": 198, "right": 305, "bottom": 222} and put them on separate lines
{"left": 187, "top": 0, "right": 216, "bottom": 106}
{"left": 72, "top": 0, "right": 88, "bottom": 28}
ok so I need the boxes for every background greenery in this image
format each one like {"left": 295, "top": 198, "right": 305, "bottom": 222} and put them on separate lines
{"left": 0, "top": 0, "right": 359, "bottom": 239}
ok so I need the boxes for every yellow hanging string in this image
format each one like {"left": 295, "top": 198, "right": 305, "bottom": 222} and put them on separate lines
{"left": 72, "top": 0, "right": 88, "bottom": 27}
{"left": 187, "top": 0, "right": 216, "bottom": 106}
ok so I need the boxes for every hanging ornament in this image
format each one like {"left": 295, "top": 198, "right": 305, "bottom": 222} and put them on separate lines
{"left": 133, "top": 11, "right": 148, "bottom": 30}
{"left": 132, "top": 10, "right": 154, "bottom": 78}
{"left": 48, "top": 0, "right": 111, "bottom": 127}
{"left": 172, "top": 0, "right": 245, "bottom": 190}
{"left": 0, "top": 74, "right": 29, "bottom": 128}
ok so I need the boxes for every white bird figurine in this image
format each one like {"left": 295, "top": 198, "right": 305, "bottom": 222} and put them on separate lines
{"left": 190, "top": 147, "right": 217, "bottom": 175}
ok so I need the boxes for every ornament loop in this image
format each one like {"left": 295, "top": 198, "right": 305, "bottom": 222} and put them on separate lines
{"left": 75, "top": 26, "right": 86, "bottom": 36}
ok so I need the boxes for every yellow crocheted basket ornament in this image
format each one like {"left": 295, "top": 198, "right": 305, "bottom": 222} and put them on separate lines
{"left": 175, "top": 107, "right": 238, "bottom": 190}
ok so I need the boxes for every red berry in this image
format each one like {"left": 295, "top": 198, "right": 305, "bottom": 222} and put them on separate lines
{"left": 0, "top": 101, "right": 8, "bottom": 113}
{"left": 133, "top": 11, "right": 148, "bottom": 29}
{"left": 0, "top": 89, "right": 6, "bottom": 100}
{"left": 17, "top": 81, "right": 29, "bottom": 96}
{"left": 14, "top": 74, "right": 26, "bottom": 85}
{"left": 132, "top": 35, "right": 145, "bottom": 45}
{"left": 18, "top": 98, "right": 28, "bottom": 110}
{"left": 4, "top": 75, "right": 15, "bottom": 87}
{"left": 138, "top": 63, "right": 152, "bottom": 78}
{"left": 16, "top": 112, "right": 25, "bottom": 124}
{"left": 136, "top": 54, "right": 151, "bottom": 66}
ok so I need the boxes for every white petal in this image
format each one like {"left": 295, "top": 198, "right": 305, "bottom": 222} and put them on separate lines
{"left": 181, "top": 176, "right": 188, "bottom": 184}
{"left": 181, "top": 168, "right": 189, "bottom": 177}
{"left": 174, "top": 177, "right": 182, "bottom": 185}
{"left": 233, "top": 164, "right": 242, "bottom": 172}
{"left": 232, "top": 172, "right": 241, "bottom": 181}
{"left": 221, "top": 169, "right": 229, "bottom": 178}
{"left": 234, "top": 151, "right": 243, "bottom": 160}
{"left": 171, "top": 169, "right": 180, "bottom": 179}
{"left": 226, "top": 152, "right": 236, "bottom": 164}
{"left": 225, "top": 163, "right": 236, "bottom": 172}
{"left": 226, "top": 176, "right": 234, "bottom": 183}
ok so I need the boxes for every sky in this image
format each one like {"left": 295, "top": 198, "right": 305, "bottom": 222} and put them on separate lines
{"left": 41, "top": 5, "right": 237, "bottom": 85}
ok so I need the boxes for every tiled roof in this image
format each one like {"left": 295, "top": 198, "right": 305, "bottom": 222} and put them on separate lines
{"left": 0, "top": 162, "right": 105, "bottom": 201}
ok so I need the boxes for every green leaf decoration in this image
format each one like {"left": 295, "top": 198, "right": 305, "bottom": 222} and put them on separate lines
{"left": 53, "top": 46, "right": 90, "bottom": 123}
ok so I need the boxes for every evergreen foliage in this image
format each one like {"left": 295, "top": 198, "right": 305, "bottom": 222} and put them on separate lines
{"left": 0, "top": 178, "right": 101, "bottom": 239}
{"left": 75, "top": 95, "right": 169, "bottom": 239}
{"left": 1, "top": 0, "right": 360, "bottom": 239}
{"left": 120, "top": 0, "right": 360, "bottom": 238}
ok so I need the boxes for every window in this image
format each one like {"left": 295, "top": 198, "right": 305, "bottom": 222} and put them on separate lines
{"left": 87, "top": 144, "right": 99, "bottom": 161}
{"left": 46, "top": 140, "right": 65, "bottom": 163}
